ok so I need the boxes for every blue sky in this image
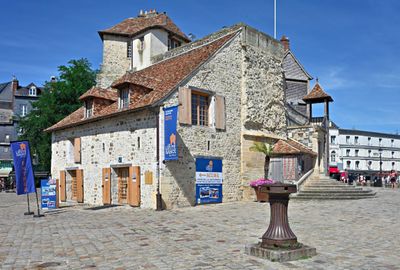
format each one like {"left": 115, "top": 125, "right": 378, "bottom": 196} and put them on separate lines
{"left": 1, "top": 0, "right": 399, "bottom": 133}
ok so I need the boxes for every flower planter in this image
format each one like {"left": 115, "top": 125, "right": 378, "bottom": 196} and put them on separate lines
{"left": 253, "top": 186, "right": 269, "bottom": 202}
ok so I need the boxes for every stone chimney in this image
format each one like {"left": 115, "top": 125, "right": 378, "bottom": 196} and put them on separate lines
{"left": 11, "top": 75, "right": 18, "bottom": 93}
{"left": 280, "top": 35, "right": 290, "bottom": 51}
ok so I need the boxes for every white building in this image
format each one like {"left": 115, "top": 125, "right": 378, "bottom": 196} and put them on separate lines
{"left": 329, "top": 123, "right": 400, "bottom": 179}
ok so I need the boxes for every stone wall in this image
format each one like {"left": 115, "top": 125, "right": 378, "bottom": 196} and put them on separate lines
{"left": 51, "top": 109, "right": 158, "bottom": 208}
{"left": 158, "top": 34, "right": 243, "bottom": 208}
{"left": 240, "top": 26, "right": 287, "bottom": 137}
{"left": 97, "top": 34, "right": 131, "bottom": 88}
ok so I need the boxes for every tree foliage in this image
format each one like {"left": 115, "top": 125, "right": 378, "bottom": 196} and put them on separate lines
{"left": 249, "top": 141, "right": 275, "bottom": 178}
{"left": 19, "top": 59, "right": 97, "bottom": 171}
{"left": 249, "top": 142, "right": 274, "bottom": 157}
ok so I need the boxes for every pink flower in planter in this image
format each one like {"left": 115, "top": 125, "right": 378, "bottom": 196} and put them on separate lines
{"left": 250, "top": 178, "right": 275, "bottom": 187}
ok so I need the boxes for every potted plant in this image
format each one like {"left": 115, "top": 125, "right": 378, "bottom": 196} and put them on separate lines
{"left": 250, "top": 178, "right": 275, "bottom": 202}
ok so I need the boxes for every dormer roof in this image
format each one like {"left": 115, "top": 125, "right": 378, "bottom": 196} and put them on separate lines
{"left": 79, "top": 87, "right": 118, "bottom": 101}
{"left": 302, "top": 82, "right": 333, "bottom": 103}
{"left": 98, "top": 13, "right": 190, "bottom": 42}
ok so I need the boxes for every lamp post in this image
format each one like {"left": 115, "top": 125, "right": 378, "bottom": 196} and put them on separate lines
{"left": 378, "top": 148, "right": 383, "bottom": 187}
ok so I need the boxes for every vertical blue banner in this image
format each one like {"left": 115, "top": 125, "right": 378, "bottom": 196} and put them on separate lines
{"left": 41, "top": 179, "right": 57, "bottom": 209}
{"left": 10, "top": 141, "right": 36, "bottom": 195}
{"left": 195, "top": 158, "right": 223, "bottom": 205}
{"left": 164, "top": 106, "right": 178, "bottom": 161}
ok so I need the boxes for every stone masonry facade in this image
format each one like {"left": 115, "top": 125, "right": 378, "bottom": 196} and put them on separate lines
{"left": 51, "top": 25, "right": 288, "bottom": 209}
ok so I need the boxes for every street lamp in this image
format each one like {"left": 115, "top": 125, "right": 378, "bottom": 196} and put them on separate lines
{"left": 378, "top": 148, "right": 383, "bottom": 187}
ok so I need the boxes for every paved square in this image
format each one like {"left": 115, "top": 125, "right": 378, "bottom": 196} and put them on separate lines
{"left": 0, "top": 188, "right": 399, "bottom": 269}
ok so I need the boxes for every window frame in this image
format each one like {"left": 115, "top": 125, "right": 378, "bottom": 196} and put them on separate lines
{"left": 85, "top": 100, "right": 93, "bottom": 118}
{"left": 20, "top": 104, "right": 27, "bottom": 117}
{"left": 191, "top": 91, "right": 209, "bottom": 126}
{"left": 29, "top": 86, "right": 37, "bottom": 96}
{"left": 119, "top": 88, "right": 130, "bottom": 109}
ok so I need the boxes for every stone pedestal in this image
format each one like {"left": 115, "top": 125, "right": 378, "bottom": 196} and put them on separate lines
{"left": 245, "top": 183, "right": 317, "bottom": 261}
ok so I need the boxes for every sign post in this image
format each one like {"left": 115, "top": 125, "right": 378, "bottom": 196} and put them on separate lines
{"left": 40, "top": 178, "right": 57, "bottom": 210}
{"left": 195, "top": 158, "right": 223, "bottom": 205}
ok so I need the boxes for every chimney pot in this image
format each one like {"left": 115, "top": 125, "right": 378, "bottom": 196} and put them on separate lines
{"left": 11, "top": 76, "right": 18, "bottom": 92}
{"left": 280, "top": 35, "right": 290, "bottom": 51}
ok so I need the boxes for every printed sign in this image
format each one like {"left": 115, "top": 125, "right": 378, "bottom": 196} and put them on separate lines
{"left": 41, "top": 178, "right": 57, "bottom": 209}
{"left": 164, "top": 106, "right": 178, "bottom": 161}
{"left": 10, "top": 141, "right": 36, "bottom": 195}
{"left": 195, "top": 158, "right": 223, "bottom": 204}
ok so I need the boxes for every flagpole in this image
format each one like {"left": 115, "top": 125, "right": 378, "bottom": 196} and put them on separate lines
{"left": 33, "top": 188, "right": 44, "bottom": 218}
{"left": 24, "top": 193, "right": 34, "bottom": 215}
{"left": 274, "top": 0, "right": 277, "bottom": 39}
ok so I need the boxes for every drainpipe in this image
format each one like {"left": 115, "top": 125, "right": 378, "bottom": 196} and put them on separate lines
{"left": 155, "top": 107, "right": 163, "bottom": 211}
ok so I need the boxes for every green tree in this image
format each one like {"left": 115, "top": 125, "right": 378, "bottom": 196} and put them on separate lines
{"left": 249, "top": 142, "right": 275, "bottom": 178}
{"left": 19, "top": 58, "right": 97, "bottom": 171}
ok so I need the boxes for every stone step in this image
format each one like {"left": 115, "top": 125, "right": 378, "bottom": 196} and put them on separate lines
{"left": 291, "top": 194, "right": 376, "bottom": 200}
{"left": 300, "top": 190, "right": 374, "bottom": 194}
{"left": 305, "top": 185, "right": 359, "bottom": 189}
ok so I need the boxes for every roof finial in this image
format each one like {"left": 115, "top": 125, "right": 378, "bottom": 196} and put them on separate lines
{"left": 316, "top": 77, "right": 319, "bottom": 83}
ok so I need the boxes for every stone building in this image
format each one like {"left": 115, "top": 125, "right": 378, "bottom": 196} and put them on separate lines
{"left": 0, "top": 77, "right": 42, "bottom": 182}
{"left": 47, "top": 11, "right": 319, "bottom": 208}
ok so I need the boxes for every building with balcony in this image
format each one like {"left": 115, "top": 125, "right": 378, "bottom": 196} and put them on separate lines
{"left": 329, "top": 123, "right": 400, "bottom": 179}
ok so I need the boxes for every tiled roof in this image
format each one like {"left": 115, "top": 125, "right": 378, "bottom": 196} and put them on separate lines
{"left": 46, "top": 31, "right": 237, "bottom": 132}
{"left": 79, "top": 87, "right": 118, "bottom": 101}
{"left": 273, "top": 138, "right": 317, "bottom": 156}
{"left": 99, "top": 13, "right": 190, "bottom": 42}
{"left": 303, "top": 83, "right": 333, "bottom": 102}
{"left": 302, "top": 83, "right": 333, "bottom": 102}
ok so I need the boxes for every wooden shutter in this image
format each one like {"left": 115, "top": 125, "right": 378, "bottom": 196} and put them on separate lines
{"left": 74, "top": 137, "right": 81, "bottom": 163}
{"left": 128, "top": 166, "right": 141, "bottom": 207}
{"left": 215, "top": 95, "right": 226, "bottom": 130}
{"left": 178, "top": 87, "right": 191, "bottom": 124}
{"left": 59, "top": 170, "right": 66, "bottom": 202}
{"left": 76, "top": 169, "right": 84, "bottom": 203}
{"left": 102, "top": 168, "right": 111, "bottom": 205}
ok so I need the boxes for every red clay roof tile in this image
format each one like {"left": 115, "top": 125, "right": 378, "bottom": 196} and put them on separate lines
{"left": 303, "top": 83, "right": 333, "bottom": 102}
{"left": 45, "top": 32, "right": 237, "bottom": 132}
{"left": 99, "top": 13, "right": 190, "bottom": 42}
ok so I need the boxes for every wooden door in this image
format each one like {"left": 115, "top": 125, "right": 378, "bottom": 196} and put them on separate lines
{"left": 118, "top": 168, "right": 128, "bottom": 204}
{"left": 70, "top": 170, "right": 77, "bottom": 201}
{"left": 128, "top": 166, "right": 141, "bottom": 207}
{"left": 76, "top": 169, "right": 84, "bottom": 203}
{"left": 102, "top": 168, "right": 111, "bottom": 205}
{"left": 59, "top": 171, "right": 66, "bottom": 202}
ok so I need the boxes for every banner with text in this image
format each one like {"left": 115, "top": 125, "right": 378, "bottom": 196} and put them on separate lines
{"left": 164, "top": 106, "right": 178, "bottom": 161}
{"left": 10, "top": 141, "right": 36, "bottom": 195}
{"left": 195, "top": 158, "right": 223, "bottom": 205}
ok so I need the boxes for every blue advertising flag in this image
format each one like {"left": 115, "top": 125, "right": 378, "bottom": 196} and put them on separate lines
{"left": 164, "top": 106, "right": 178, "bottom": 160}
{"left": 10, "top": 141, "right": 36, "bottom": 195}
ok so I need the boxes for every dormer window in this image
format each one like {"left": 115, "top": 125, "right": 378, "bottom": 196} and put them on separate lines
{"left": 168, "top": 38, "right": 181, "bottom": 50}
{"left": 119, "top": 89, "right": 129, "bottom": 109}
{"left": 85, "top": 100, "right": 93, "bottom": 118}
{"left": 29, "top": 86, "right": 37, "bottom": 96}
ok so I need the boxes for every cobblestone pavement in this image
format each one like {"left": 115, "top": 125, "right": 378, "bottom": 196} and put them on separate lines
{"left": 0, "top": 187, "right": 399, "bottom": 270}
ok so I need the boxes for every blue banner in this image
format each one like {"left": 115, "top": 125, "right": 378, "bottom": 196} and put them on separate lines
{"left": 164, "top": 106, "right": 178, "bottom": 161}
{"left": 10, "top": 141, "right": 36, "bottom": 195}
{"left": 195, "top": 158, "right": 223, "bottom": 204}
{"left": 41, "top": 179, "right": 57, "bottom": 209}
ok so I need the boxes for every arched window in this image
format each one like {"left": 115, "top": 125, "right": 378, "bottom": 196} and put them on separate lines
{"left": 331, "top": 151, "right": 336, "bottom": 162}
